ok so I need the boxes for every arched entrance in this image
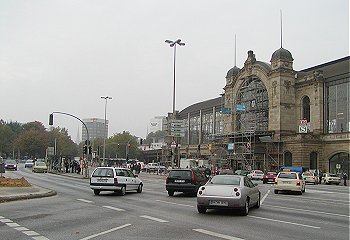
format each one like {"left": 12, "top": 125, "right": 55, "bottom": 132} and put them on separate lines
{"left": 310, "top": 152, "right": 317, "bottom": 169}
{"left": 329, "top": 152, "right": 349, "bottom": 175}
{"left": 284, "top": 151, "right": 292, "bottom": 166}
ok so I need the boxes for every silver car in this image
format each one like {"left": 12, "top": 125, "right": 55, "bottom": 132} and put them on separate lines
{"left": 197, "top": 175, "right": 260, "bottom": 215}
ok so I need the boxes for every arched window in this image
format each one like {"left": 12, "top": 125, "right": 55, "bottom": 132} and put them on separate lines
{"left": 302, "top": 96, "right": 310, "bottom": 122}
{"left": 310, "top": 152, "right": 317, "bottom": 169}
{"left": 284, "top": 151, "right": 292, "bottom": 166}
{"left": 329, "top": 152, "right": 349, "bottom": 175}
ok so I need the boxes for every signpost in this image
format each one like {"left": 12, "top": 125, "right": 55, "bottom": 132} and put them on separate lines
{"left": 298, "top": 119, "right": 308, "bottom": 133}
{"left": 170, "top": 119, "right": 185, "bottom": 137}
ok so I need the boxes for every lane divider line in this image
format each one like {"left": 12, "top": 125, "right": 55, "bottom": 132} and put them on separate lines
{"left": 77, "top": 199, "right": 94, "bottom": 204}
{"left": 140, "top": 215, "right": 168, "bottom": 223}
{"left": 260, "top": 190, "right": 270, "bottom": 206}
{"left": 32, "top": 236, "right": 50, "bottom": 240}
{"left": 22, "top": 230, "right": 40, "bottom": 236}
{"left": 193, "top": 228, "right": 244, "bottom": 240}
{"left": 156, "top": 200, "right": 194, "bottom": 208}
{"left": 248, "top": 215, "right": 321, "bottom": 229}
{"left": 6, "top": 222, "right": 20, "bottom": 227}
{"left": 79, "top": 223, "right": 132, "bottom": 240}
{"left": 102, "top": 206, "right": 125, "bottom": 211}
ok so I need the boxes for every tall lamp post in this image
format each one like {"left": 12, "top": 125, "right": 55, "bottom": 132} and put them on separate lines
{"left": 165, "top": 39, "right": 185, "bottom": 167}
{"left": 101, "top": 96, "right": 112, "bottom": 166}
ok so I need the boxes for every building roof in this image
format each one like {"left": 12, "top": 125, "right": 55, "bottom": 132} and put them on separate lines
{"left": 178, "top": 96, "right": 223, "bottom": 118}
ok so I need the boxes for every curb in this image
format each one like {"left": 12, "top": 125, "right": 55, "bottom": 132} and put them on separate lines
{"left": 0, "top": 189, "right": 57, "bottom": 203}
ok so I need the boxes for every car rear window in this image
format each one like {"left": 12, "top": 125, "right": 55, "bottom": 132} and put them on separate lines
{"left": 278, "top": 173, "right": 297, "bottom": 179}
{"left": 92, "top": 168, "right": 114, "bottom": 177}
{"left": 210, "top": 176, "right": 241, "bottom": 185}
{"left": 255, "top": 171, "right": 263, "bottom": 174}
{"left": 329, "top": 174, "right": 338, "bottom": 177}
{"left": 169, "top": 170, "right": 192, "bottom": 179}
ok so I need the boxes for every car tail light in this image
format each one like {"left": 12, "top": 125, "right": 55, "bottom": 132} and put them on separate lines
{"left": 191, "top": 171, "right": 195, "bottom": 184}
{"left": 114, "top": 178, "right": 118, "bottom": 186}
{"left": 296, "top": 181, "right": 300, "bottom": 186}
{"left": 274, "top": 179, "right": 278, "bottom": 184}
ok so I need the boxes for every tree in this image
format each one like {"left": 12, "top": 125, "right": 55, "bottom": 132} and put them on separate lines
{"left": 0, "top": 120, "right": 23, "bottom": 158}
{"left": 14, "top": 128, "right": 49, "bottom": 159}
{"left": 144, "top": 130, "right": 167, "bottom": 145}
{"left": 106, "top": 131, "right": 142, "bottom": 160}
{"left": 48, "top": 127, "right": 78, "bottom": 158}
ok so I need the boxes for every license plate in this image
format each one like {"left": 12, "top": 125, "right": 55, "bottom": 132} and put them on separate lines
{"left": 174, "top": 179, "right": 185, "bottom": 183}
{"left": 283, "top": 181, "right": 291, "bottom": 184}
{"left": 209, "top": 200, "right": 228, "bottom": 206}
{"left": 268, "top": 179, "right": 273, "bottom": 182}
{"left": 97, "top": 179, "right": 108, "bottom": 182}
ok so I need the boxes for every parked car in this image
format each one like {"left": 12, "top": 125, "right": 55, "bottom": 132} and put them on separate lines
{"left": 90, "top": 167, "right": 143, "bottom": 196}
{"left": 166, "top": 168, "right": 208, "bottom": 196}
{"left": 234, "top": 170, "right": 250, "bottom": 176}
{"left": 5, "top": 159, "right": 17, "bottom": 171}
{"left": 274, "top": 171, "right": 306, "bottom": 195}
{"left": 247, "top": 170, "right": 264, "bottom": 180}
{"left": 322, "top": 173, "right": 341, "bottom": 185}
{"left": 197, "top": 175, "right": 260, "bottom": 215}
{"left": 263, "top": 172, "right": 277, "bottom": 184}
{"left": 24, "top": 159, "right": 34, "bottom": 168}
{"left": 32, "top": 161, "right": 48, "bottom": 173}
{"left": 302, "top": 171, "right": 317, "bottom": 184}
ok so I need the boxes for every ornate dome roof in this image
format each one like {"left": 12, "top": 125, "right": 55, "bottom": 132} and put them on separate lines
{"left": 271, "top": 47, "right": 294, "bottom": 62}
{"left": 226, "top": 66, "right": 240, "bottom": 78}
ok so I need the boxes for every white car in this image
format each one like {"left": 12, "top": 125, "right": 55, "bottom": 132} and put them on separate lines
{"left": 24, "top": 160, "right": 34, "bottom": 168}
{"left": 302, "top": 171, "right": 318, "bottom": 184}
{"left": 274, "top": 171, "right": 306, "bottom": 195}
{"left": 247, "top": 170, "right": 264, "bottom": 180}
{"left": 90, "top": 167, "right": 143, "bottom": 196}
{"left": 322, "top": 173, "right": 341, "bottom": 185}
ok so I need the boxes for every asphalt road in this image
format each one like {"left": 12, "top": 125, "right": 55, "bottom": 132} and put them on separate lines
{"left": 1, "top": 165, "right": 349, "bottom": 240}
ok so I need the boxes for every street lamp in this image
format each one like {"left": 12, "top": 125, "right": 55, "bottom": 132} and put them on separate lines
{"left": 101, "top": 96, "right": 112, "bottom": 166}
{"left": 165, "top": 39, "right": 185, "bottom": 167}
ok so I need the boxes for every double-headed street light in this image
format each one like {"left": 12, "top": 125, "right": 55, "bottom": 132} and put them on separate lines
{"left": 165, "top": 39, "right": 185, "bottom": 167}
{"left": 101, "top": 96, "right": 112, "bottom": 166}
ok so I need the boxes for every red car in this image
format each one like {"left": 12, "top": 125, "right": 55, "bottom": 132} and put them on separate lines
{"left": 263, "top": 172, "right": 277, "bottom": 184}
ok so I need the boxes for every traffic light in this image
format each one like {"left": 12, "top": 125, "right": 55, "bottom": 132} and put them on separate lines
{"left": 88, "top": 146, "right": 92, "bottom": 154}
{"left": 198, "top": 144, "right": 201, "bottom": 151}
{"left": 208, "top": 144, "right": 212, "bottom": 151}
{"left": 83, "top": 145, "right": 87, "bottom": 154}
{"left": 117, "top": 144, "right": 120, "bottom": 148}
{"left": 128, "top": 143, "right": 131, "bottom": 148}
{"left": 49, "top": 114, "right": 54, "bottom": 126}
{"left": 97, "top": 146, "right": 100, "bottom": 155}
{"left": 140, "top": 138, "right": 143, "bottom": 145}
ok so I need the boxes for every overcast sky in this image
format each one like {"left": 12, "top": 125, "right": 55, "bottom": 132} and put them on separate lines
{"left": 0, "top": 0, "right": 348, "bottom": 141}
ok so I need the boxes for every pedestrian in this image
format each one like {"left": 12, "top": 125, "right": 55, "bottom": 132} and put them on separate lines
{"left": 343, "top": 172, "right": 347, "bottom": 186}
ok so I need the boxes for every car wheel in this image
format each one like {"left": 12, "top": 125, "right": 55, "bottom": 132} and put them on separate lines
{"left": 137, "top": 184, "right": 143, "bottom": 193}
{"left": 168, "top": 191, "right": 174, "bottom": 196}
{"left": 242, "top": 199, "right": 249, "bottom": 216}
{"left": 255, "top": 193, "right": 261, "bottom": 208}
{"left": 93, "top": 190, "right": 100, "bottom": 196}
{"left": 197, "top": 206, "right": 206, "bottom": 214}
{"left": 274, "top": 189, "right": 279, "bottom": 194}
{"left": 119, "top": 186, "right": 126, "bottom": 196}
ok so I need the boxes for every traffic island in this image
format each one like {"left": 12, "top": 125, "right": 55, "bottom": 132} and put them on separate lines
{"left": 0, "top": 177, "right": 31, "bottom": 187}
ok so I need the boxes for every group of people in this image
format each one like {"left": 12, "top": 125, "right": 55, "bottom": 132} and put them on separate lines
{"left": 63, "top": 159, "right": 81, "bottom": 174}
{"left": 130, "top": 163, "right": 142, "bottom": 174}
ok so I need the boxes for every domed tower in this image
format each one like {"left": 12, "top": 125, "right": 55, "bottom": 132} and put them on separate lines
{"left": 270, "top": 47, "right": 294, "bottom": 71}
{"left": 225, "top": 66, "right": 240, "bottom": 86}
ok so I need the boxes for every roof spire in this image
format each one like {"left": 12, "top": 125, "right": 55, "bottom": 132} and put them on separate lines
{"left": 280, "top": 9, "right": 283, "bottom": 48}
{"left": 234, "top": 34, "right": 237, "bottom": 67}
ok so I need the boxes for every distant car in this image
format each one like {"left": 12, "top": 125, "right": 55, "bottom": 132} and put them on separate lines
{"left": 302, "top": 171, "right": 317, "bottom": 184}
{"left": 197, "top": 175, "right": 260, "bottom": 215}
{"left": 263, "top": 172, "right": 277, "bottom": 184}
{"left": 32, "top": 161, "right": 48, "bottom": 173}
{"left": 90, "top": 167, "right": 143, "bottom": 196}
{"left": 5, "top": 159, "right": 17, "bottom": 171}
{"left": 166, "top": 168, "right": 208, "bottom": 196}
{"left": 274, "top": 171, "right": 306, "bottom": 195}
{"left": 24, "top": 160, "right": 34, "bottom": 168}
{"left": 247, "top": 170, "right": 264, "bottom": 180}
{"left": 322, "top": 173, "right": 341, "bottom": 185}
{"left": 234, "top": 170, "right": 250, "bottom": 176}
{"left": 218, "top": 169, "right": 235, "bottom": 175}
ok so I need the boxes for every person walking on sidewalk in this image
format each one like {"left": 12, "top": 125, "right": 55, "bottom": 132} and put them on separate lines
{"left": 343, "top": 172, "right": 347, "bottom": 186}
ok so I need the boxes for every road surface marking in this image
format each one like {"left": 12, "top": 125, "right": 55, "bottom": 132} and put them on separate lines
{"left": 6, "top": 222, "right": 20, "bottom": 227}
{"left": 156, "top": 199, "right": 194, "bottom": 208}
{"left": 102, "top": 206, "right": 125, "bottom": 211}
{"left": 140, "top": 215, "right": 169, "bottom": 223}
{"left": 193, "top": 229, "right": 244, "bottom": 240}
{"left": 32, "top": 236, "right": 50, "bottom": 240}
{"left": 14, "top": 227, "right": 29, "bottom": 231}
{"left": 248, "top": 216, "right": 320, "bottom": 229}
{"left": 264, "top": 204, "right": 350, "bottom": 218}
{"left": 79, "top": 224, "right": 131, "bottom": 240}
{"left": 23, "top": 230, "right": 40, "bottom": 236}
{"left": 260, "top": 190, "right": 270, "bottom": 205}
{"left": 0, "top": 216, "right": 4, "bottom": 219}
{"left": 0, "top": 219, "right": 13, "bottom": 223}
{"left": 77, "top": 199, "right": 94, "bottom": 204}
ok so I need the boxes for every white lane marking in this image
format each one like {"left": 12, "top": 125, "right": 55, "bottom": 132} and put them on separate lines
{"left": 260, "top": 190, "right": 270, "bottom": 205}
{"left": 32, "top": 236, "right": 50, "bottom": 240}
{"left": 140, "top": 215, "right": 169, "bottom": 223}
{"left": 0, "top": 219, "right": 13, "bottom": 223}
{"left": 193, "top": 229, "right": 244, "bottom": 240}
{"left": 6, "top": 222, "right": 20, "bottom": 227}
{"left": 77, "top": 199, "right": 94, "bottom": 204}
{"left": 248, "top": 216, "right": 320, "bottom": 229}
{"left": 264, "top": 204, "right": 350, "bottom": 218}
{"left": 156, "top": 199, "right": 194, "bottom": 208}
{"left": 102, "top": 206, "right": 125, "bottom": 211}
{"left": 79, "top": 224, "right": 131, "bottom": 240}
{"left": 0, "top": 216, "right": 4, "bottom": 219}
{"left": 14, "top": 227, "right": 29, "bottom": 231}
{"left": 23, "top": 230, "right": 40, "bottom": 236}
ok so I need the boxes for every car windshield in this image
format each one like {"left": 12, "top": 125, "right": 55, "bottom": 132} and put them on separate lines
{"left": 169, "top": 170, "right": 192, "bottom": 179}
{"left": 26, "top": 160, "right": 33, "bottom": 163}
{"left": 92, "top": 168, "right": 114, "bottom": 177}
{"left": 255, "top": 171, "right": 264, "bottom": 174}
{"left": 36, "top": 162, "right": 46, "bottom": 166}
{"left": 278, "top": 172, "right": 297, "bottom": 179}
{"left": 210, "top": 176, "right": 241, "bottom": 185}
{"left": 5, "top": 160, "right": 16, "bottom": 164}
{"left": 303, "top": 173, "right": 313, "bottom": 176}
